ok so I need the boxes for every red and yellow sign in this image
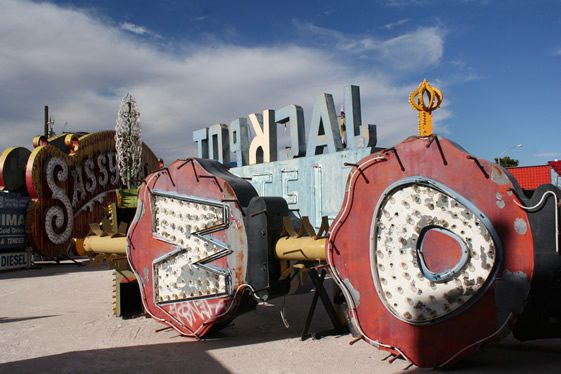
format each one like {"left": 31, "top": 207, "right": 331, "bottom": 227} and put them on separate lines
{"left": 0, "top": 131, "right": 159, "bottom": 257}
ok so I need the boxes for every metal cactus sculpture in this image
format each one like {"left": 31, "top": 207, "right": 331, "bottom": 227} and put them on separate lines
{"left": 115, "top": 93, "right": 142, "bottom": 188}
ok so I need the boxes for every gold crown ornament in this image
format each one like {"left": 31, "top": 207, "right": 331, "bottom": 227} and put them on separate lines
{"left": 409, "top": 80, "right": 443, "bottom": 137}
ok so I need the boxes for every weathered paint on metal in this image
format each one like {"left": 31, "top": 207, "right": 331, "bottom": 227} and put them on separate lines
{"left": 83, "top": 236, "right": 127, "bottom": 255}
{"left": 0, "top": 147, "right": 31, "bottom": 194}
{"left": 244, "top": 196, "right": 289, "bottom": 299}
{"left": 231, "top": 147, "right": 374, "bottom": 229}
{"left": 194, "top": 85, "right": 376, "bottom": 167}
{"left": 509, "top": 184, "right": 561, "bottom": 341}
{"left": 514, "top": 218, "right": 528, "bottom": 235}
{"left": 0, "top": 131, "right": 159, "bottom": 257}
{"left": 494, "top": 270, "right": 530, "bottom": 327}
{"left": 127, "top": 158, "right": 258, "bottom": 337}
{"left": 326, "top": 136, "right": 534, "bottom": 368}
{"left": 0, "top": 193, "right": 29, "bottom": 250}
{"left": 372, "top": 178, "right": 500, "bottom": 325}
{"left": 275, "top": 236, "right": 326, "bottom": 261}
{"left": 0, "top": 249, "right": 33, "bottom": 271}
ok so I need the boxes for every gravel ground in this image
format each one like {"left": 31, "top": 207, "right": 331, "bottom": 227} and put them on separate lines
{"left": 1, "top": 260, "right": 561, "bottom": 373}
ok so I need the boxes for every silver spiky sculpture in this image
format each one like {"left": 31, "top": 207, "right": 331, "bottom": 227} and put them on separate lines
{"left": 115, "top": 93, "right": 142, "bottom": 189}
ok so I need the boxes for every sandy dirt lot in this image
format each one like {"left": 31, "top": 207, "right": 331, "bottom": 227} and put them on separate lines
{"left": 1, "top": 260, "right": 561, "bottom": 373}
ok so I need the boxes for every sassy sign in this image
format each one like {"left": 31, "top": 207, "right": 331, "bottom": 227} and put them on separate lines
{"left": 0, "top": 131, "right": 159, "bottom": 257}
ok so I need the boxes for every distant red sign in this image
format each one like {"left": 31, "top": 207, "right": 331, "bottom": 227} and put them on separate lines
{"left": 507, "top": 165, "right": 552, "bottom": 190}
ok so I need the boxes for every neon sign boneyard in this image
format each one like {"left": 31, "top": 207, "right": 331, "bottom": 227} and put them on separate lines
{"left": 193, "top": 85, "right": 377, "bottom": 165}
{"left": 0, "top": 131, "right": 159, "bottom": 257}
{"left": 37, "top": 151, "right": 120, "bottom": 246}
{"left": 130, "top": 80, "right": 561, "bottom": 369}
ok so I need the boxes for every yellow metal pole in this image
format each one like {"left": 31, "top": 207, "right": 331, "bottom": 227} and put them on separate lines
{"left": 275, "top": 237, "right": 326, "bottom": 261}
{"left": 82, "top": 236, "right": 127, "bottom": 255}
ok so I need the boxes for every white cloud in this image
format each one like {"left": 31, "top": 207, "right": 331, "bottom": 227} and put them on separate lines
{"left": 120, "top": 21, "right": 162, "bottom": 39}
{"left": 373, "top": 27, "right": 444, "bottom": 70}
{"left": 0, "top": 0, "right": 449, "bottom": 163}
{"left": 535, "top": 152, "right": 561, "bottom": 159}
{"left": 383, "top": 19, "right": 409, "bottom": 30}
{"left": 298, "top": 22, "right": 445, "bottom": 71}
{"left": 120, "top": 21, "right": 149, "bottom": 35}
{"left": 448, "top": 59, "right": 481, "bottom": 82}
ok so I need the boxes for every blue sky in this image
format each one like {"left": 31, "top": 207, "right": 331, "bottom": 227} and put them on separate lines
{"left": 1, "top": 0, "right": 560, "bottom": 165}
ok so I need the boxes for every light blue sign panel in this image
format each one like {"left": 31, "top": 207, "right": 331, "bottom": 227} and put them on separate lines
{"left": 231, "top": 147, "right": 375, "bottom": 229}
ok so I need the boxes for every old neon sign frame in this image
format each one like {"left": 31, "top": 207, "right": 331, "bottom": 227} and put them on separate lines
{"left": 193, "top": 85, "right": 377, "bottom": 166}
